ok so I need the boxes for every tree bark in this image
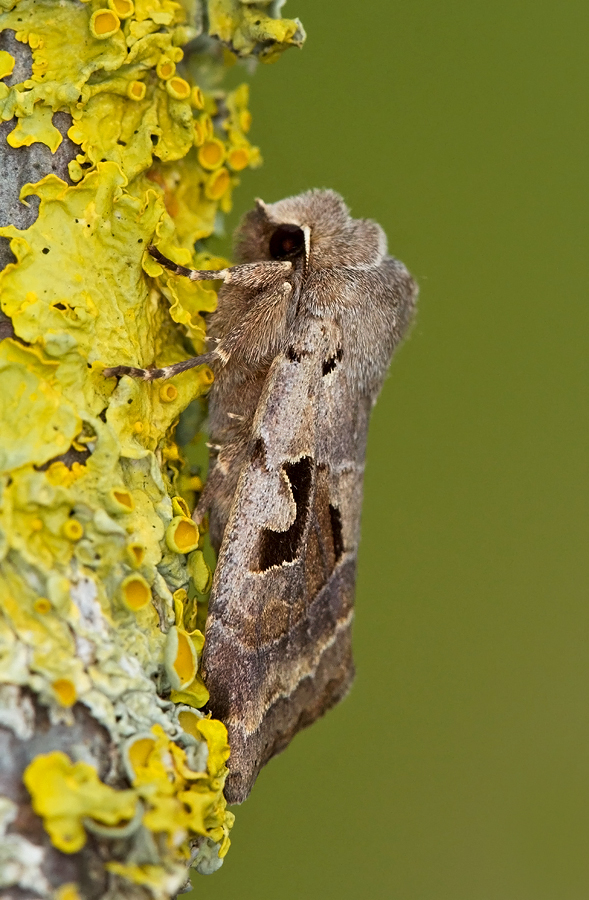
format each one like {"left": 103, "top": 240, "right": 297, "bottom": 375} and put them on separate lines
{"left": 0, "top": 2, "right": 304, "bottom": 898}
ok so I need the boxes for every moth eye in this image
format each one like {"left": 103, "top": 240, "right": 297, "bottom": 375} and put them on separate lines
{"left": 269, "top": 224, "right": 305, "bottom": 260}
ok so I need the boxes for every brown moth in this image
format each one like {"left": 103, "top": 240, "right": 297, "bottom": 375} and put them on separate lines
{"left": 105, "top": 189, "right": 417, "bottom": 804}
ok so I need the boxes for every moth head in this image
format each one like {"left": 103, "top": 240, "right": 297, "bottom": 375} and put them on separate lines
{"left": 268, "top": 221, "right": 309, "bottom": 264}
{"left": 235, "top": 200, "right": 307, "bottom": 270}
{"left": 235, "top": 190, "right": 387, "bottom": 269}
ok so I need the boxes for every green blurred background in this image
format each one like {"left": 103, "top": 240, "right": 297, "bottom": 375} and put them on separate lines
{"left": 192, "top": 2, "right": 589, "bottom": 897}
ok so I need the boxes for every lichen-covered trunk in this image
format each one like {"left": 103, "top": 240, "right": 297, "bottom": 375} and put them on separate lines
{"left": 0, "top": 2, "right": 303, "bottom": 898}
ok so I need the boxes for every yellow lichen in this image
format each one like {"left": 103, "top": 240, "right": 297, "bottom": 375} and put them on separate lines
{"left": 177, "top": 708, "right": 200, "bottom": 738}
{"left": 166, "top": 516, "right": 199, "bottom": 554}
{"left": 227, "top": 145, "right": 250, "bottom": 171}
{"left": 109, "top": 0, "right": 135, "bottom": 20}
{"left": 121, "top": 574, "right": 152, "bottom": 611}
{"left": 120, "top": 723, "right": 231, "bottom": 854}
{"left": 208, "top": 0, "right": 305, "bottom": 61}
{"left": 193, "top": 120, "right": 206, "bottom": 147}
{"left": 156, "top": 57, "right": 176, "bottom": 80}
{"left": 165, "top": 625, "right": 198, "bottom": 690}
{"left": 54, "top": 884, "right": 83, "bottom": 900}
{"left": 23, "top": 752, "right": 137, "bottom": 854}
{"left": 34, "top": 597, "right": 52, "bottom": 614}
{"left": 62, "top": 519, "right": 84, "bottom": 541}
{"left": 127, "top": 541, "right": 146, "bottom": 566}
{"left": 204, "top": 166, "right": 231, "bottom": 200}
{"left": 198, "top": 138, "right": 226, "bottom": 170}
{"left": 107, "top": 488, "right": 135, "bottom": 513}
{"left": 105, "top": 863, "right": 178, "bottom": 893}
{"left": 52, "top": 678, "right": 77, "bottom": 707}
{"left": 170, "top": 674, "right": 210, "bottom": 709}
{"left": 187, "top": 549, "right": 212, "bottom": 593}
{"left": 0, "top": 341, "right": 80, "bottom": 471}
{"left": 166, "top": 76, "right": 191, "bottom": 100}
{"left": 200, "top": 366, "right": 215, "bottom": 387}
{"left": 191, "top": 85, "right": 205, "bottom": 110}
{"left": 45, "top": 461, "right": 85, "bottom": 488}
{"left": 171, "top": 495, "right": 190, "bottom": 517}
{"left": 90, "top": 9, "right": 121, "bottom": 39}
{"left": 127, "top": 79, "right": 147, "bottom": 101}
{"left": 124, "top": 734, "right": 158, "bottom": 777}
{"left": 197, "top": 718, "right": 231, "bottom": 779}
{"left": 0, "top": 49, "right": 14, "bottom": 79}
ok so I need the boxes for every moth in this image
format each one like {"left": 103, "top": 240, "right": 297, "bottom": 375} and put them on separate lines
{"left": 105, "top": 190, "right": 417, "bottom": 804}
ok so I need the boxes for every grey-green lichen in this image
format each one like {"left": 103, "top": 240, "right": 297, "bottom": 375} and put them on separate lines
{"left": 0, "top": 0, "right": 303, "bottom": 896}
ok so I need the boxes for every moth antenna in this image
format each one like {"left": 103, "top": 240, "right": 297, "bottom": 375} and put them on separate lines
{"left": 148, "top": 246, "right": 230, "bottom": 282}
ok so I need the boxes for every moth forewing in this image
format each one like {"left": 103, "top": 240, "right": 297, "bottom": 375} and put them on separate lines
{"left": 202, "top": 322, "right": 365, "bottom": 803}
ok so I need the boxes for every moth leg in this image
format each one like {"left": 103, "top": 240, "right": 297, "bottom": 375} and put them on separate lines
{"left": 191, "top": 467, "right": 220, "bottom": 525}
{"left": 151, "top": 245, "right": 294, "bottom": 288}
{"left": 150, "top": 245, "right": 295, "bottom": 364}
{"left": 148, "top": 246, "right": 232, "bottom": 282}
{"left": 103, "top": 351, "right": 219, "bottom": 382}
{"left": 215, "top": 281, "right": 293, "bottom": 365}
{"left": 104, "top": 250, "right": 292, "bottom": 381}
{"left": 192, "top": 489, "right": 210, "bottom": 526}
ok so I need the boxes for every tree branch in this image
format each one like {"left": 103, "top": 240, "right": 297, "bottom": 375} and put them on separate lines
{"left": 0, "top": 2, "right": 304, "bottom": 897}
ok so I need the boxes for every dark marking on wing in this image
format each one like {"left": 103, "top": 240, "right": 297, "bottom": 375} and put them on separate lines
{"left": 328, "top": 504, "right": 344, "bottom": 561}
{"left": 286, "top": 346, "right": 301, "bottom": 363}
{"left": 250, "top": 436, "right": 267, "bottom": 465}
{"left": 257, "top": 456, "right": 313, "bottom": 570}
{"left": 301, "top": 467, "right": 347, "bottom": 600}
{"left": 322, "top": 347, "right": 343, "bottom": 376}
